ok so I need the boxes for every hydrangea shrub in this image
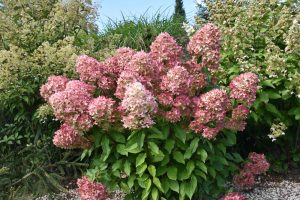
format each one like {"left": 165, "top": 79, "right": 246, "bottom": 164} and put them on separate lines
{"left": 41, "top": 24, "right": 259, "bottom": 199}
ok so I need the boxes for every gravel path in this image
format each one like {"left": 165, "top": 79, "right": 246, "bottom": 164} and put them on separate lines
{"left": 35, "top": 189, "right": 125, "bottom": 200}
{"left": 242, "top": 180, "right": 300, "bottom": 200}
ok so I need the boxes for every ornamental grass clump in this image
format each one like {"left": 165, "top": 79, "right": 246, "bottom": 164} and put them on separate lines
{"left": 41, "top": 23, "right": 259, "bottom": 199}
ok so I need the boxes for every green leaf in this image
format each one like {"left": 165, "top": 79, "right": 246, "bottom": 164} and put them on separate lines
{"left": 213, "top": 156, "right": 229, "bottom": 166}
{"left": 225, "top": 131, "right": 236, "bottom": 146}
{"left": 116, "top": 144, "right": 128, "bottom": 156}
{"left": 266, "top": 91, "right": 281, "bottom": 99}
{"left": 157, "top": 166, "right": 168, "bottom": 176}
{"left": 174, "top": 125, "right": 186, "bottom": 143}
{"left": 137, "top": 131, "right": 146, "bottom": 148}
{"left": 148, "top": 165, "right": 156, "bottom": 177}
{"left": 173, "top": 151, "right": 185, "bottom": 164}
{"left": 138, "top": 176, "right": 150, "bottom": 188}
{"left": 196, "top": 161, "right": 207, "bottom": 174}
{"left": 179, "top": 182, "right": 186, "bottom": 199}
{"left": 167, "top": 166, "right": 177, "bottom": 180}
{"left": 186, "top": 161, "right": 195, "bottom": 175}
{"left": 124, "top": 160, "right": 131, "bottom": 176}
{"left": 217, "top": 143, "right": 226, "bottom": 155}
{"left": 194, "top": 169, "right": 207, "bottom": 180}
{"left": 125, "top": 131, "right": 145, "bottom": 153}
{"left": 232, "top": 153, "right": 244, "bottom": 163}
{"left": 186, "top": 175, "right": 197, "bottom": 200}
{"left": 164, "top": 139, "right": 175, "bottom": 153}
{"left": 208, "top": 167, "right": 216, "bottom": 178}
{"left": 169, "top": 180, "right": 179, "bottom": 193}
{"left": 146, "top": 178, "right": 152, "bottom": 191}
{"left": 101, "top": 136, "right": 111, "bottom": 161}
{"left": 266, "top": 103, "right": 281, "bottom": 117}
{"left": 112, "top": 160, "right": 122, "bottom": 171}
{"left": 110, "top": 132, "right": 126, "bottom": 143}
{"left": 127, "top": 175, "right": 136, "bottom": 188}
{"left": 151, "top": 187, "right": 159, "bottom": 200}
{"left": 125, "top": 143, "right": 142, "bottom": 154}
{"left": 261, "top": 80, "right": 275, "bottom": 88}
{"left": 198, "top": 149, "right": 208, "bottom": 163}
{"left": 153, "top": 177, "right": 164, "bottom": 192}
{"left": 151, "top": 150, "right": 165, "bottom": 162}
{"left": 178, "top": 169, "right": 190, "bottom": 181}
{"left": 142, "top": 188, "right": 150, "bottom": 200}
{"left": 149, "top": 141, "right": 160, "bottom": 154}
{"left": 161, "top": 178, "right": 170, "bottom": 193}
{"left": 258, "top": 92, "right": 269, "bottom": 103}
{"left": 148, "top": 127, "right": 168, "bottom": 140}
{"left": 120, "top": 182, "right": 130, "bottom": 193}
{"left": 184, "top": 138, "right": 199, "bottom": 159}
{"left": 136, "top": 153, "right": 147, "bottom": 167}
{"left": 137, "top": 163, "right": 147, "bottom": 176}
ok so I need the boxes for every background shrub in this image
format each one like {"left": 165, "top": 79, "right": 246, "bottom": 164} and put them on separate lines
{"left": 0, "top": 0, "right": 104, "bottom": 198}
{"left": 193, "top": 0, "right": 300, "bottom": 172}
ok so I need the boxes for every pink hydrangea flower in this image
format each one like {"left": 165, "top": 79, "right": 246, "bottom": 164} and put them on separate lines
{"left": 160, "top": 66, "right": 191, "bottom": 95}
{"left": 40, "top": 75, "right": 69, "bottom": 101}
{"left": 76, "top": 55, "right": 103, "bottom": 83}
{"left": 189, "top": 120, "right": 205, "bottom": 133}
{"left": 65, "top": 80, "right": 96, "bottom": 97}
{"left": 77, "top": 176, "right": 106, "bottom": 200}
{"left": 202, "top": 124, "right": 223, "bottom": 139}
{"left": 233, "top": 170, "right": 256, "bottom": 189}
{"left": 115, "top": 70, "right": 141, "bottom": 99}
{"left": 225, "top": 105, "right": 249, "bottom": 131}
{"left": 126, "top": 51, "right": 157, "bottom": 77}
{"left": 229, "top": 72, "right": 259, "bottom": 106}
{"left": 225, "top": 119, "right": 247, "bottom": 132}
{"left": 195, "top": 89, "right": 230, "bottom": 123}
{"left": 219, "top": 192, "right": 246, "bottom": 200}
{"left": 76, "top": 114, "right": 94, "bottom": 131}
{"left": 158, "top": 92, "right": 174, "bottom": 106}
{"left": 244, "top": 152, "right": 270, "bottom": 175}
{"left": 97, "top": 75, "right": 116, "bottom": 91}
{"left": 88, "top": 96, "right": 116, "bottom": 125}
{"left": 190, "top": 89, "right": 230, "bottom": 139}
{"left": 121, "top": 81, "right": 158, "bottom": 129}
{"left": 53, "top": 124, "right": 90, "bottom": 149}
{"left": 164, "top": 107, "right": 182, "bottom": 123}
{"left": 49, "top": 81, "right": 93, "bottom": 131}
{"left": 101, "top": 47, "right": 136, "bottom": 75}
{"left": 150, "top": 32, "right": 182, "bottom": 68}
{"left": 187, "top": 23, "right": 221, "bottom": 71}
{"left": 173, "top": 95, "right": 191, "bottom": 109}
{"left": 190, "top": 73, "right": 207, "bottom": 91}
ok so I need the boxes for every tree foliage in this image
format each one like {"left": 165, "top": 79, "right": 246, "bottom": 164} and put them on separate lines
{"left": 174, "top": 0, "right": 186, "bottom": 20}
